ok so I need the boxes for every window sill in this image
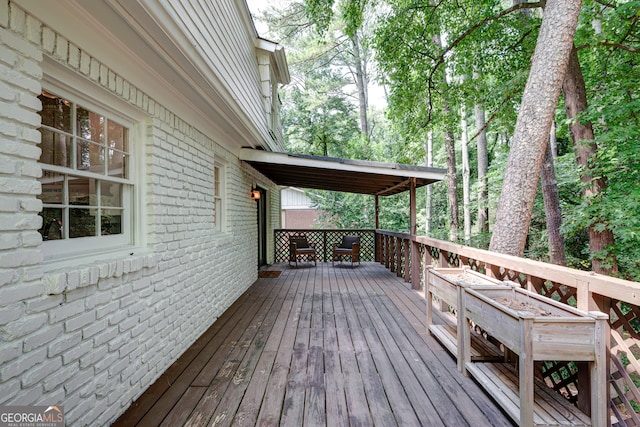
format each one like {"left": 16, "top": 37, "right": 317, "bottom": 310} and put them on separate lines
{"left": 42, "top": 247, "right": 156, "bottom": 295}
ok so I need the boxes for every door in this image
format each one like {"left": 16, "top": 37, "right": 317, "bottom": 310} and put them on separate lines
{"left": 256, "top": 187, "right": 268, "bottom": 267}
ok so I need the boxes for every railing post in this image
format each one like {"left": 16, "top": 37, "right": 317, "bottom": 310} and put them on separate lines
{"left": 411, "top": 240, "right": 421, "bottom": 290}
{"left": 386, "top": 236, "right": 396, "bottom": 272}
{"left": 396, "top": 237, "right": 403, "bottom": 278}
{"left": 438, "top": 249, "right": 448, "bottom": 268}
{"left": 403, "top": 238, "right": 410, "bottom": 283}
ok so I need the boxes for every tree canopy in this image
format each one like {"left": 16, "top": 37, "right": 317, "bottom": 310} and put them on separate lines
{"left": 253, "top": 0, "right": 640, "bottom": 280}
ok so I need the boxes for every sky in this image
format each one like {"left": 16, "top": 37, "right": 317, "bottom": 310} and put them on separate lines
{"left": 244, "top": 0, "right": 388, "bottom": 108}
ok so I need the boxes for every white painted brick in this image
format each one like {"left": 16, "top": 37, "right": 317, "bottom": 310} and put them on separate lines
{"left": 22, "top": 323, "right": 61, "bottom": 352}
{"left": 0, "top": 281, "right": 42, "bottom": 304}
{"left": 0, "top": 347, "right": 46, "bottom": 381}
{"left": 42, "top": 362, "right": 77, "bottom": 392}
{"left": 61, "top": 339, "right": 93, "bottom": 365}
{"left": 48, "top": 299, "right": 84, "bottom": 324}
{"left": 47, "top": 331, "right": 81, "bottom": 358}
{"left": 93, "top": 350, "right": 118, "bottom": 374}
{"left": 26, "top": 294, "right": 63, "bottom": 313}
{"left": 54, "top": 33, "right": 68, "bottom": 60}
{"left": 0, "top": 378, "right": 20, "bottom": 404}
{"left": 0, "top": 341, "right": 21, "bottom": 364}
{"left": 79, "top": 343, "right": 107, "bottom": 370}
{"left": 0, "top": 268, "right": 19, "bottom": 287}
{"left": 0, "top": 231, "right": 20, "bottom": 250}
{"left": 65, "top": 310, "right": 95, "bottom": 332}
{"left": 24, "top": 14, "right": 41, "bottom": 45}
{"left": 21, "top": 355, "right": 62, "bottom": 388}
{"left": 0, "top": 0, "right": 7, "bottom": 28}
{"left": 66, "top": 394, "right": 96, "bottom": 425}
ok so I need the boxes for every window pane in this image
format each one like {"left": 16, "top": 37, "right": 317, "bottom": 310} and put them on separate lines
{"left": 77, "top": 107, "right": 104, "bottom": 144}
{"left": 39, "top": 171, "right": 64, "bottom": 204}
{"left": 39, "top": 208, "right": 63, "bottom": 241}
{"left": 108, "top": 120, "right": 127, "bottom": 152}
{"left": 68, "top": 176, "right": 96, "bottom": 206}
{"left": 214, "top": 167, "right": 220, "bottom": 196}
{"left": 69, "top": 208, "right": 96, "bottom": 238}
{"left": 76, "top": 140, "right": 104, "bottom": 173}
{"left": 39, "top": 129, "right": 71, "bottom": 167}
{"left": 108, "top": 152, "right": 127, "bottom": 178}
{"left": 39, "top": 92, "right": 71, "bottom": 132}
{"left": 101, "top": 209, "right": 123, "bottom": 235}
{"left": 101, "top": 182, "right": 122, "bottom": 207}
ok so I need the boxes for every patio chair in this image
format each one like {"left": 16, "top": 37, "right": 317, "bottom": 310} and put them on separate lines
{"left": 332, "top": 235, "right": 360, "bottom": 266}
{"left": 289, "top": 235, "right": 317, "bottom": 267}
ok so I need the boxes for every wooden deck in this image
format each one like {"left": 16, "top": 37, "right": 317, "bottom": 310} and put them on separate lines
{"left": 113, "top": 262, "right": 514, "bottom": 426}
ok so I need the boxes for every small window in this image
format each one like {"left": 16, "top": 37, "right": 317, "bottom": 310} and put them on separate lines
{"left": 213, "top": 163, "right": 224, "bottom": 232}
{"left": 37, "top": 90, "right": 133, "bottom": 257}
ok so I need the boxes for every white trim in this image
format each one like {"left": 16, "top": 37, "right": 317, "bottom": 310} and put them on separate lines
{"left": 39, "top": 74, "right": 146, "bottom": 264}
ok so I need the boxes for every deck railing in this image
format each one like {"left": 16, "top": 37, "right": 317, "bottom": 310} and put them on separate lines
{"left": 274, "top": 229, "right": 376, "bottom": 263}
{"left": 376, "top": 228, "right": 640, "bottom": 426}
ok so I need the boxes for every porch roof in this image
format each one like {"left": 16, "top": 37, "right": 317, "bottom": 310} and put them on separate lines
{"left": 239, "top": 148, "right": 445, "bottom": 196}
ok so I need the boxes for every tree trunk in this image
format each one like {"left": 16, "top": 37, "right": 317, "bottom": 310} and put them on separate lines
{"left": 351, "top": 31, "right": 369, "bottom": 137}
{"left": 444, "top": 120, "right": 459, "bottom": 242}
{"left": 461, "top": 106, "right": 471, "bottom": 244}
{"left": 425, "top": 131, "right": 433, "bottom": 236}
{"left": 540, "top": 139, "right": 567, "bottom": 265}
{"left": 562, "top": 45, "right": 618, "bottom": 274}
{"left": 475, "top": 104, "right": 489, "bottom": 236}
{"left": 489, "top": 0, "right": 581, "bottom": 256}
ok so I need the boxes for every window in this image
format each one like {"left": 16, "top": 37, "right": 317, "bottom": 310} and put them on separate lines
{"left": 37, "top": 90, "right": 133, "bottom": 257}
{"left": 213, "top": 163, "right": 224, "bottom": 232}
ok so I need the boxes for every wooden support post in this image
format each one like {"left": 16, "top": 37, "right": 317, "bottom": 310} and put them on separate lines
{"left": 389, "top": 237, "right": 395, "bottom": 272}
{"left": 396, "top": 237, "right": 403, "bottom": 278}
{"left": 439, "top": 250, "right": 448, "bottom": 268}
{"left": 519, "top": 315, "right": 535, "bottom": 427}
{"left": 411, "top": 241, "right": 421, "bottom": 290}
{"left": 590, "top": 312, "right": 609, "bottom": 427}
{"left": 404, "top": 239, "right": 411, "bottom": 283}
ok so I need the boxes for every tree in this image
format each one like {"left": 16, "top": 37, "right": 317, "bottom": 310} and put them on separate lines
{"left": 489, "top": 0, "right": 582, "bottom": 256}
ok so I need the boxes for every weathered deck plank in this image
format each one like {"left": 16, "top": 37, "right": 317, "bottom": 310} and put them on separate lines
{"left": 113, "top": 263, "right": 515, "bottom": 427}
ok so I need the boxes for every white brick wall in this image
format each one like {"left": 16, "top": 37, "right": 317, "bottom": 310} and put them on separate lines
{"left": 0, "top": 1, "right": 281, "bottom": 425}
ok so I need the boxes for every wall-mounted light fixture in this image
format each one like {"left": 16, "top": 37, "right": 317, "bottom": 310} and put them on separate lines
{"left": 250, "top": 188, "right": 261, "bottom": 201}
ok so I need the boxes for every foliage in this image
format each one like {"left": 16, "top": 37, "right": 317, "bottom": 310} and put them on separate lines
{"left": 260, "top": 0, "right": 640, "bottom": 280}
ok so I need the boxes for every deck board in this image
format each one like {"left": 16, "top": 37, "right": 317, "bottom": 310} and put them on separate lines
{"left": 113, "top": 263, "right": 515, "bottom": 427}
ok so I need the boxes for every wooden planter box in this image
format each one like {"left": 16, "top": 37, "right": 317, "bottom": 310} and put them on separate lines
{"left": 461, "top": 284, "right": 608, "bottom": 427}
{"left": 425, "top": 267, "right": 504, "bottom": 371}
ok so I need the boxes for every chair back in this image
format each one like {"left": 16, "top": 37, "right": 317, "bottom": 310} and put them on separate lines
{"left": 290, "top": 235, "right": 310, "bottom": 249}
{"left": 340, "top": 235, "right": 360, "bottom": 249}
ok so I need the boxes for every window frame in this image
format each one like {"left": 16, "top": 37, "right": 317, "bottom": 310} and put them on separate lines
{"left": 38, "top": 66, "right": 145, "bottom": 263}
{"left": 213, "top": 162, "right": 225, "bottom": 233}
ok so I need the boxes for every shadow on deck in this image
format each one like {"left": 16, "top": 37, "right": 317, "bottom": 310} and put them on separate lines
{"left": 113, "top": 262, "right": 514, "bottom": 426}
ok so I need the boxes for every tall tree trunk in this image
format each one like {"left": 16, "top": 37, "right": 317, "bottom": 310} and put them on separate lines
{"left": 461, "top": 106, "right": 471, "bottom": 244}
{"left": 351, "top": 31, "right": 369, "bottom": 137}
{"left": 425, "top": 131, "right": 433, "bottom": 236}
{"left": 562, "top": 45, "right": 618, "bottom": 274}
{"left": 540, "top": 139, "right": 567, "bottom": 265}
{"left": 475, "top": 104, "right": 489, "bottom": 236}
{"left": 489, "top": 0, "right": 581, "bottom": 256}
{"left": 444, "top": 120, "right": 459, "bottom": 242}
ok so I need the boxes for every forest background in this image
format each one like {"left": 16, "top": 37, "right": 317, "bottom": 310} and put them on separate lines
{"left": 249, "top": 0, "right": 640, "bottom": 281}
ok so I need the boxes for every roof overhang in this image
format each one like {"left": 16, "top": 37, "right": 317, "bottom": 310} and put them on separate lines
{"left": 239, "top": 149, "right": 445, "bottom": 196}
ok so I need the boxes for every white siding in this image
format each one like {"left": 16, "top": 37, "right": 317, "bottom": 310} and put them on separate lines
{"left": 165, "top": 0, "right": 270, "bottom": 146}
{"left": 0, "top": 1, "right": 283, "bottom": 425}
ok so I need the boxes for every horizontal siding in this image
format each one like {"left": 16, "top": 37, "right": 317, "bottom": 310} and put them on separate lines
{"left": 165, "top": 0, "right": 269, "bottom": 142}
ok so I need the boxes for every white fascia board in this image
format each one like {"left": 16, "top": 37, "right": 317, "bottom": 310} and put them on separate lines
{"left": 239, "top": 149, "right": 446, "bottom": 181}
{"left": 255, "top": 39, "right": 291, "bottom": 85}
